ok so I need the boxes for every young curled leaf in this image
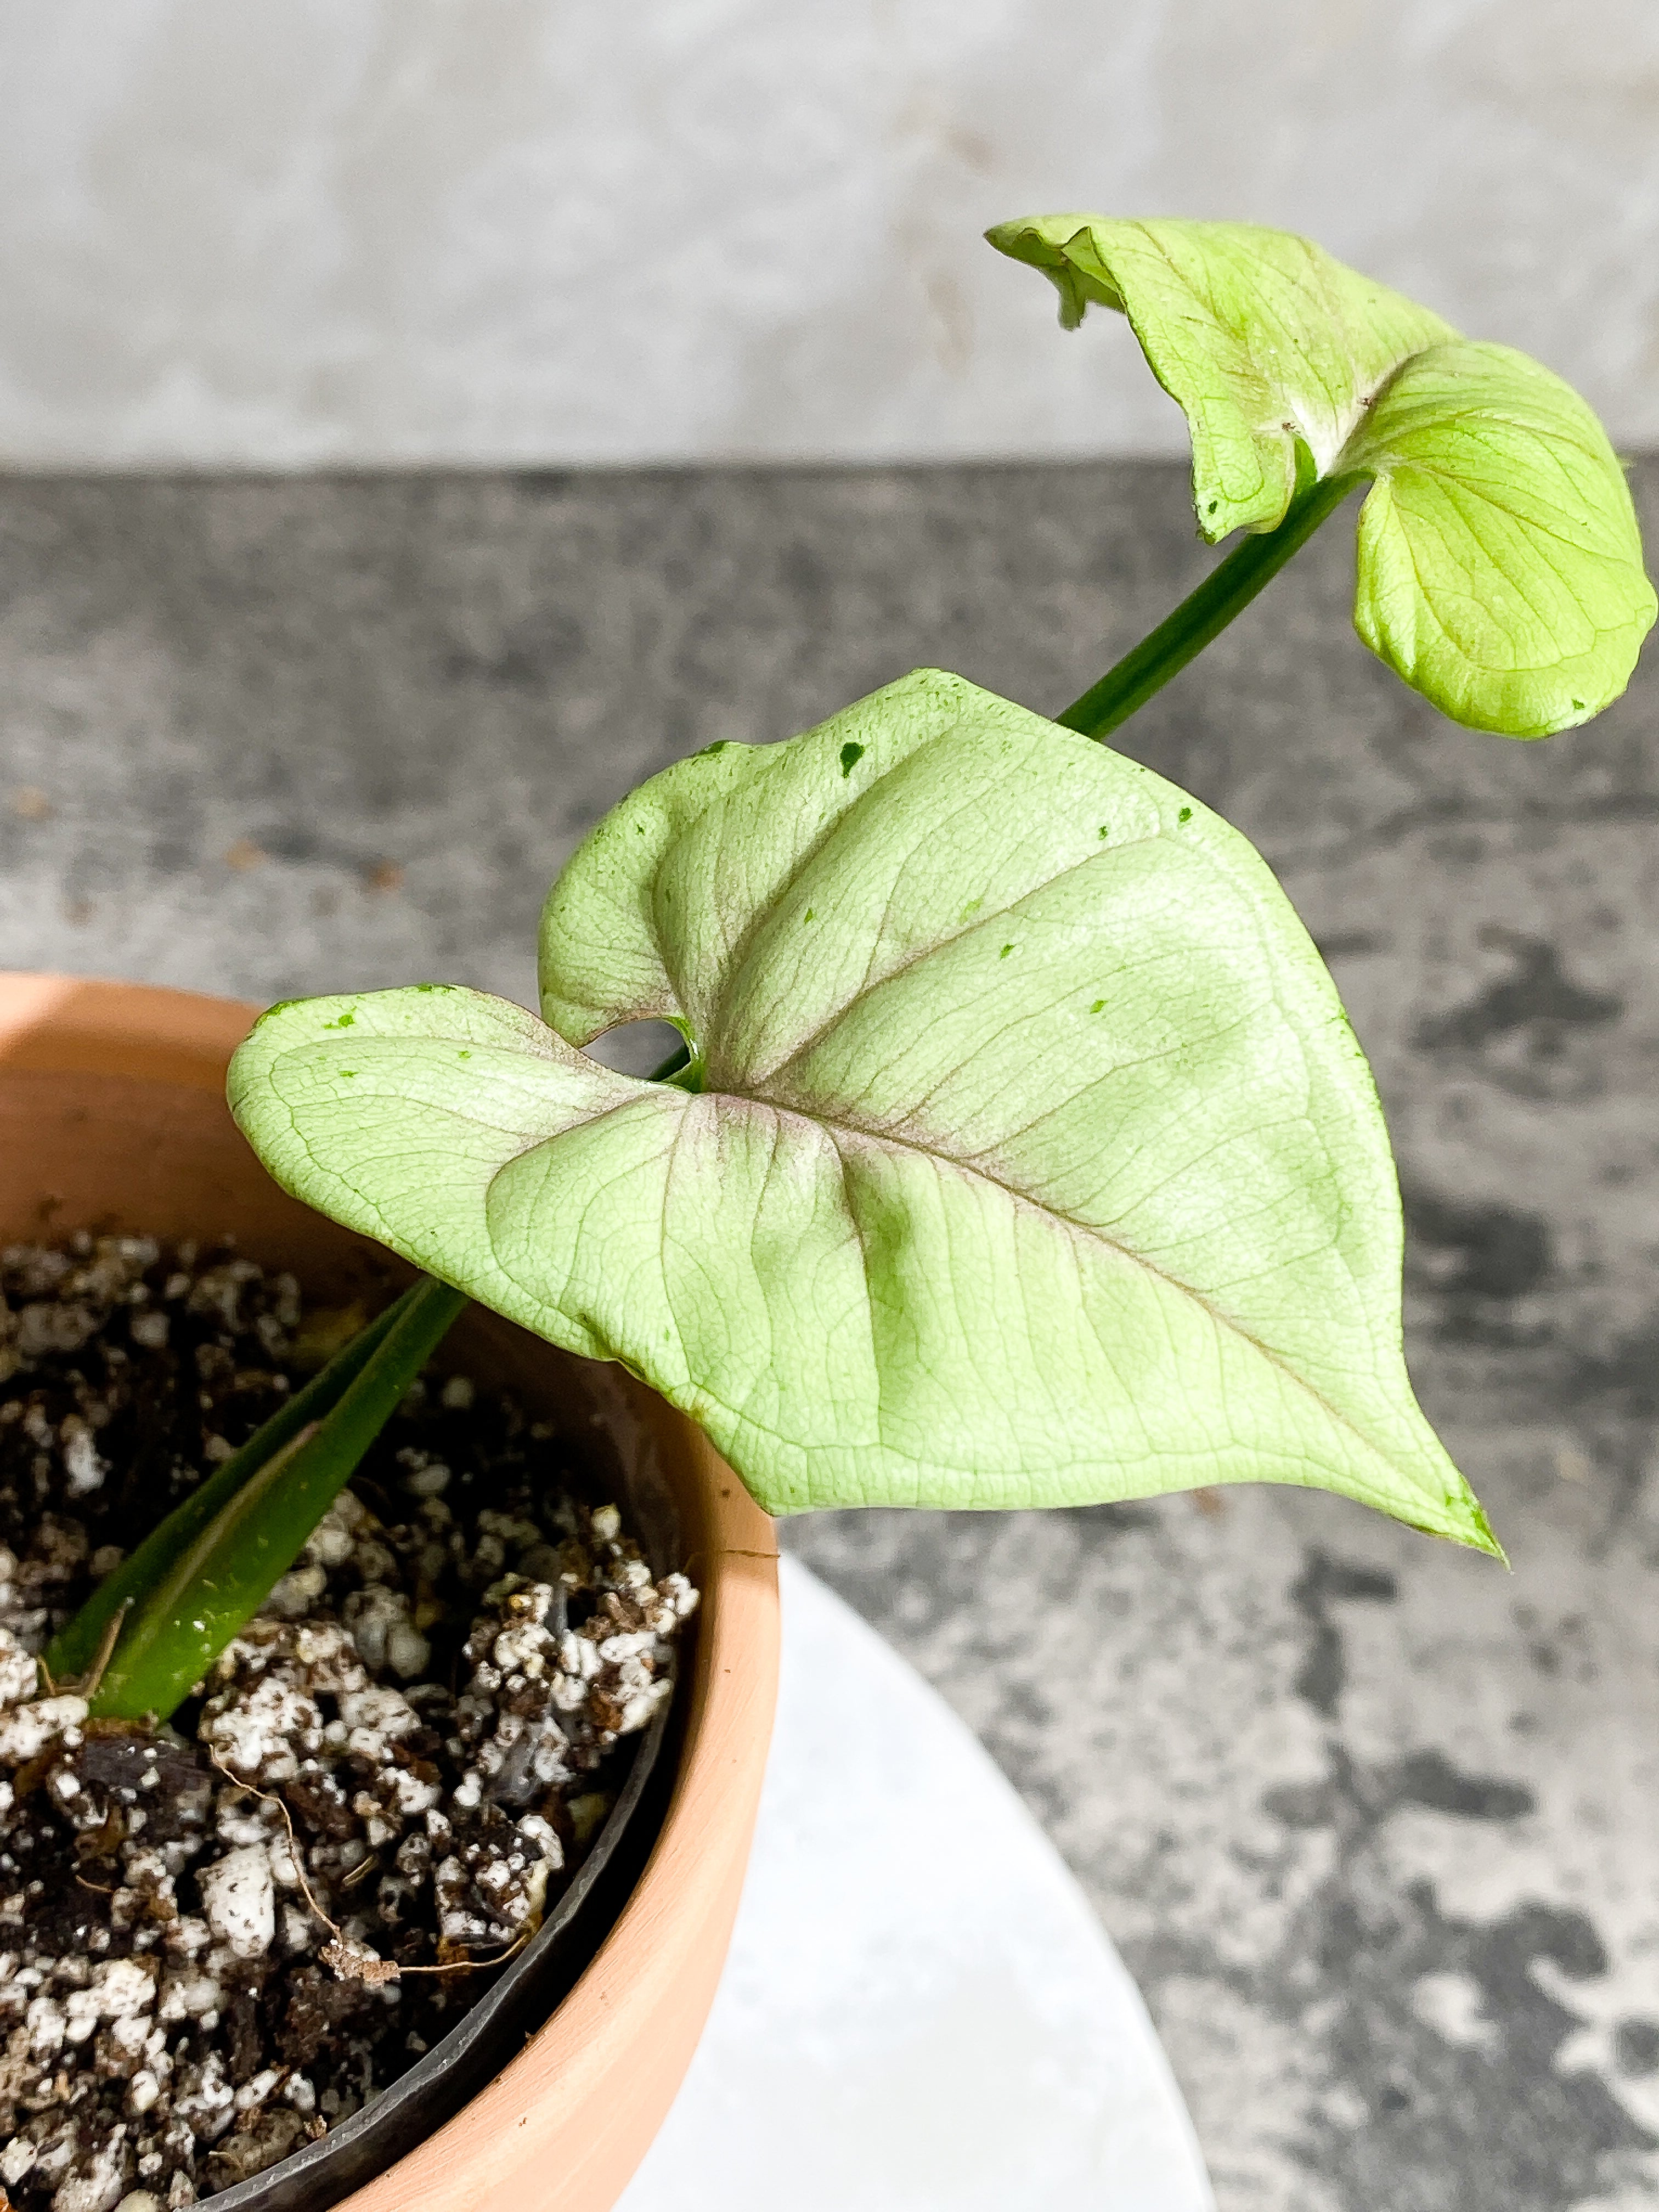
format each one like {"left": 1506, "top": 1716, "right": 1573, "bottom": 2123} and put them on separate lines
{"left": 230, "top": 670, "right": 1495, "bottom": 1554}
{"left": 988, "top": 214, "right": 1655, "bottom": 736}
{"left": 988, "top": 215, "right": 1453, "bottom": 539}
{"left": 1342, "top": 341, "right": 1657, "bottom": 737}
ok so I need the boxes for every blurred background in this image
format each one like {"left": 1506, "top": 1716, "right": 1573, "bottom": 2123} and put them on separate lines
{"left": 4, "top": 6, "right": 1659, "bottom": 2209}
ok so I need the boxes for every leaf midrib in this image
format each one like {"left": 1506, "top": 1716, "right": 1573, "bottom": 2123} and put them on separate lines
{"left": 577, "top": 780, "right": 1411, "bottom": 1472}
{"left": 1132, "top": 224, "right": 1448, "bottom": 495}
{"left": 337, "top": 1011, "right": 1391, "bottom": 1473}
{"left": 727, "top": 1091, "right": 1412, "bottom": 1496}
{"left": 707, "top": 815, "right": 1171, "bottom": 1093}
{"left": 657, "top": 698, "right": 969, "bottom": 1045}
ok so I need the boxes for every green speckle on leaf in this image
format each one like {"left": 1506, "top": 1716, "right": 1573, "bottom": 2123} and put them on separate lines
{"left": 458, "top": 1049, "right": 471, "bottom": 1059}
{"left": 324, "top": 1012, "right": 356, "bottom": 1030}
{"left": 695, "top": 741, "right": 730, "bottom": 759}
{"left": 839, "top": 741, "right": 866, "bottom": 777}
{"left": 1178, "top": 806, "right": 1193, "bottom": 824}
{"left": 804, "top": 909, "right": 815, "bottom": 924}
{"left": 230, "top": 668, "right": 1494, "bottom": 1555}
{"left": 1090, "top": 998, "right": 1105, "bottom": 1013}
{"left": 1000, "top": 944, "right": 1014, "bottom": 958}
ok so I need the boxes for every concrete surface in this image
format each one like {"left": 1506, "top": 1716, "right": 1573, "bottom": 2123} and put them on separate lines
{"left": 6, "top": 2, "right": 1659, "bottom": 467}
{"left": 1, "top": 462, "right": 1657, "bottom": 2207}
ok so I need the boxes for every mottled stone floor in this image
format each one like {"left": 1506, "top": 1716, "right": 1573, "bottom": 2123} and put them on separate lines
{"left": 3, "top": 466, "right": 1657, "bottom": 2209}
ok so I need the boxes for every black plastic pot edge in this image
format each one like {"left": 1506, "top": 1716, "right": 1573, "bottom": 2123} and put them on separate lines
{"left": 207, "top": 1683, "right": 674, "bottom": 2212}
{"left": 204, "top": 1411, "right": 690, "bottom": 2212}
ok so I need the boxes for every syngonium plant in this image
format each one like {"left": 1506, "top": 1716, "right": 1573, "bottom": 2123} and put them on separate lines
{"left": 53, "top": 214, "right": 1654, "bottom": 1723}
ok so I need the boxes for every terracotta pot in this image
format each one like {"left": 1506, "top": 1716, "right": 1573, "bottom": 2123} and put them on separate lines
{"left": 0, "top": 973, "right": 780, "bottom": 2212}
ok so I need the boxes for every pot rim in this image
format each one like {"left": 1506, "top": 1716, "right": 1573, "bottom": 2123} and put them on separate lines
{"left": 0, "top": 972, "right": 781, "bottom": 2212}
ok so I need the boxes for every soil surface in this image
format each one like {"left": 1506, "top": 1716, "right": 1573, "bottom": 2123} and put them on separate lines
{"left": 0, "top": 1235, "right": 697, "bottom": 2210}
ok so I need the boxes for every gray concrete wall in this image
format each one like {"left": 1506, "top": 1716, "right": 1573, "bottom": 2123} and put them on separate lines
{"left": 3, "top": 0, "right": 1656, "bottom": 467}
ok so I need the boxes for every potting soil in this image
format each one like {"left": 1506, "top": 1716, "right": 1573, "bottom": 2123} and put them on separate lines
{"left": 0, "top": 1237, "right": 697, "bottom": 2209}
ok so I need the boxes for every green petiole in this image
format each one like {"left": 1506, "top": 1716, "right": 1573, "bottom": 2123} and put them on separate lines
{"left": 57, "top": 1274, "right": 466, "bottom": 1722}
{"left": 48, "top": 1279, "right": 420, "bottom": 1685}
{"left": 1057, "top": 454, "right": 1359, "bottom": 742}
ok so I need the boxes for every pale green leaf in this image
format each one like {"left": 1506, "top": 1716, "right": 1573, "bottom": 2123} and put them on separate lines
{"left": 230, "top": 670, "right": 1496, "bottom": 1549}
{"left": 1341, "top": 341, "right": 1658, "bottom": 736}
{"left": 988, "top": 214, "right": 1655, "bottom": 735}
{"left": 986, "top": 213, "right": 1454, "bottom": 540}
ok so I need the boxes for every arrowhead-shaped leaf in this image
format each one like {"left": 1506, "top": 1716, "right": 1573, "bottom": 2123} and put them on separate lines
{"left": 988, "top": 214, "right": 1655, "bottom": 736}
{"left": 230, "top": 670, "right": 1495, "bottom": 1549}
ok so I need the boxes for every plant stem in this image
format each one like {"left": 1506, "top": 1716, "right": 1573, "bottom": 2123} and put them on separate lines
{"left": 47, "top": 1280, "right": 424, "bottom": 1683}
{"left": 1056, "top": 468, "right": 1361, "bottom": 743}
{"left": 651, "top": 483, "right": 1356, "bottom": 1085}
{"left": 52, "top": 1274, "right": 466, "bottom": 1720}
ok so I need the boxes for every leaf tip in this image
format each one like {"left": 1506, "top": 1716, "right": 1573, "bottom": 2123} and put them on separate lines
{"left": 984, "top": 216, "right": 1092, "bottom": 329}
{"left": 1437, "top": 1485, "right": 1506, "bottom": 1563}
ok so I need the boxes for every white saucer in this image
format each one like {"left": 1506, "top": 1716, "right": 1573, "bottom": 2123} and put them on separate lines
{"left": 618, "top": 1556, "right": 1215, "bottom": 2210}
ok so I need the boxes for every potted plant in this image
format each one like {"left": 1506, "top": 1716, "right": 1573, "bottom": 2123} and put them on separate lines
{"left": 2, "top": 215, "right": 1650, "bottom": 2212}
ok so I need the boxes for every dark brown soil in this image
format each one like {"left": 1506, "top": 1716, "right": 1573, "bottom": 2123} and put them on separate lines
{"left": 0, "top": 1235, "right": 697, "bottom": 2210}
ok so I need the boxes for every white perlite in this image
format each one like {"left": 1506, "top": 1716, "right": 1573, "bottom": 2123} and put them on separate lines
{"left": 59, "top": 1417, "right": 107, "bottom": 1500}
{"left": 0, "top": 1622, "right": 39, "bottom": 1706}
{"left": 0, "top": 1692, "right": 87, "bottom": 1764}
{"left": 50, "top": 2125, "right": 128, "bottom": 2212}
{"left": 196, "top": 1845, "right": 274, "bottom": 1961}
